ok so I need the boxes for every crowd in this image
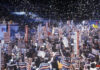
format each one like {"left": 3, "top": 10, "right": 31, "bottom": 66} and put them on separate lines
{"left": 1, "top": 20, "right": 100, "bottom": 70}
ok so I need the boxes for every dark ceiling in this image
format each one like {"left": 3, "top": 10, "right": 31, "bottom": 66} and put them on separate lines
{"left": 0, "top": 0, "right": 100, "bottom": 22}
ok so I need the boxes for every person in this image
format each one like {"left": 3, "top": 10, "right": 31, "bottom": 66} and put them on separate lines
{"left": 52, "top": 57, "right": 59, "bottom": 70}
{"left": 31, "top": 62, "right": 37, "bottom": 70}
{"left": 38, "top": 58, "right": 52, "bottom": 70}
{"left": 35, "top": 56, "right": 41, "bottom": 68}
{"left": 57, "top": 60, "right": 62, "bottom": 70}
{"left": 60, "top": 57, "right": 72, "bottom": 70}
{"left": 38, "top": 51, "right": 56, "bottom": 70}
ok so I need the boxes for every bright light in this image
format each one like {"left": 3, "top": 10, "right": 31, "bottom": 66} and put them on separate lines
{"left": 82, "top": 20, "right": 85, "bottom": 24}
{"left": 12, "top": 12, "right": 26, "bottom": 15}
{"left": 35, "top": 17, "right": 43, "bottom": 22}
{"left": 28, "top": 12, "right": 37, "bottom": 17}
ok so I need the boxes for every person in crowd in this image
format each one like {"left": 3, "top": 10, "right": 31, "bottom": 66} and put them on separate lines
{"left": 3, "top": 20, "right": 100, "bottom": 70}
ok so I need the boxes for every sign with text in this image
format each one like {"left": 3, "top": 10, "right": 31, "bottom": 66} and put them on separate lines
{"left": 25, "top": 25, "right": 28, "bottom": 43}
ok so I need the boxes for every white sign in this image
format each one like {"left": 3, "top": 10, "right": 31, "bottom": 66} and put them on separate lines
{"left": 37, "top": 51, "right": 46, "bottom": 58}
{"left": 62, "top": 37, "right": 68, "bottom": 47}
{"left": 92, "top": 48, "right": 99, "bottom": 55}
{"left": 73, "top": 32, "right": 78, "bottom": 55}
{"left": 15, "top": 33, "right": 20, "bottom": 39}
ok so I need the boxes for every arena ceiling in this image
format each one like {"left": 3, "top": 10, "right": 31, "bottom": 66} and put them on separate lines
{"left": 0, "top": 0, "right": 100, "bottom": 23}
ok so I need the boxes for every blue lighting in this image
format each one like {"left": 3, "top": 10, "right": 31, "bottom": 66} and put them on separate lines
{"left": 11, "top": 12, "right": 26, "bottom": 15}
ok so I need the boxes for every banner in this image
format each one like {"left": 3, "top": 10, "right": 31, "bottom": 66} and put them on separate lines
{"left": 4, "top": 32, "right": 10, "bottom": 43}
{"left": 73, "top": 31, "right": 79, "bottom": 55}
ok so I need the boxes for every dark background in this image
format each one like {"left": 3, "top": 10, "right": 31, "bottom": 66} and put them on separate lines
{"left": 0, "top": 0, "right": 100, "bottom": 22}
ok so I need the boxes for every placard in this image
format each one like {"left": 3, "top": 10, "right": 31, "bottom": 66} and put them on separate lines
{"left": 4, "top": 32, "right": 10, "bottom": 43}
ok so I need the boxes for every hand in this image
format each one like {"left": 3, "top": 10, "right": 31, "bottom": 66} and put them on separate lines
{"left": 70, "top": 65, "right": 73, "bottom": 68}
{"left": 52, "top": 52, "right": 56, "bottom": 56}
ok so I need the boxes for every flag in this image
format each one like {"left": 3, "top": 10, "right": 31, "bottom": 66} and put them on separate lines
{"left": 92, "top": 24, "right": 98, "bottom": 28}
{"left": 48, "top": 32, "right": 51, "bottom": 36}
{"left": 96, "top": 22, "right": 98, "bottom": 24}
{"left": 57, "top": 61, "right": 62, "bottom": 69}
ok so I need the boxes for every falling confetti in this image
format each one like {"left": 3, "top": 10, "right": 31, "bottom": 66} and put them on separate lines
{"left": 0, "top": 0, "right": 100, "bottom": 20}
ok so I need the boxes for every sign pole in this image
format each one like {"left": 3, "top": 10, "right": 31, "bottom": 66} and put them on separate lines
{"left": 0, "top": 40, "right": 1, "bottom": 70}
{"left": 0, "top": 45, "right": 1, "bottom": 70}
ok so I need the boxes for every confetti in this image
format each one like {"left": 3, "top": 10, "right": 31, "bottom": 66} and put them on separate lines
{"left": 0, "top": 0, "right": 100, "bottom": 20}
